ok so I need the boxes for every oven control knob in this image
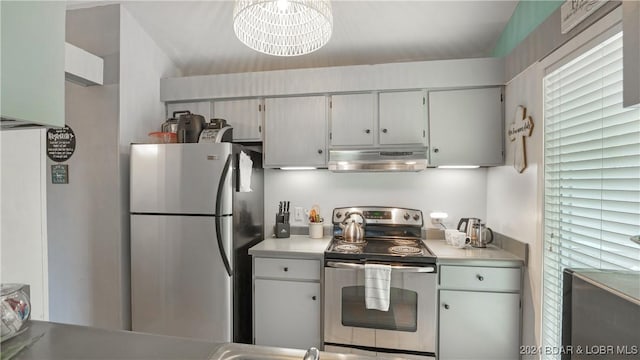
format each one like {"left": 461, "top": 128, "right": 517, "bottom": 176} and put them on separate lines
{"left": 336, "top": 212, "right": 342, "bottom": 219}
{"left": 403, "top": 212, "right": 410, "bottom": 220}
{"left": 413, "top": 214, "right": 420, "bottom": 221}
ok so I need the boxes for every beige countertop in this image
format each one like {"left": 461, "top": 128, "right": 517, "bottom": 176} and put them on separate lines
{"left": 424, "top": 239, "right": 524, "bottom": 267}
{"left": 248, "top": 235, "right": 332, "bottom": 259}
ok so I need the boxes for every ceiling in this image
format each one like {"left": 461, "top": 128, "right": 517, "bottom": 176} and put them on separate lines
{"left": 68, "top": 1, "right": 518, "bottom": 76}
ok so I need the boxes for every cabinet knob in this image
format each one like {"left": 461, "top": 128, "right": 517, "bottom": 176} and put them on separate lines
{"left": 283, "top": 267, "right": 289, "bottom": 272}
{"left": 443, "top": 304, "right": 450, "bottom": 310}
{"left": 476, "top": 275, "right": 484, "bottom": 281}
{"left": 317, "top": 149, "right": 323, "bottom": 154}
{"left": 434, "top": 148, "right": 440, "bottom": 153}
{"left": 364, "top": 129, "right": 371, "bottom": 134}
{"left": 312, "top": 296, "right": 317, "bottom": 301}
{"left": 382, "top": 128, "right": 388, "bottom": 133}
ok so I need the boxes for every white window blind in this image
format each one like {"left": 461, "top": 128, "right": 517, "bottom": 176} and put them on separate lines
{"left": 542, "top": 31, "right": 640, "bottom": 356}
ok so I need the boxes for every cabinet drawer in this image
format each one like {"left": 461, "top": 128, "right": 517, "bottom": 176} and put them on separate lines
{"left": 440, "top": 266, "right": 520, "bottom": 292}
{"left": 254, "top": 258, "right": 320, "bottom": 280}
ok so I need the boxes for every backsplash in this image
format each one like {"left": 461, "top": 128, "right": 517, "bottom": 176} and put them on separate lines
{"left": 264, "top": 168, "right": 488, "bottom": 237}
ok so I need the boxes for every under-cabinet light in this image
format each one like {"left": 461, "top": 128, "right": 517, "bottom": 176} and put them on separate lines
{"left": 279, "top": 167, "right": 317, "bottom": 170}
{"left": 437, "top": 165, "right": 480, "bottom": 169}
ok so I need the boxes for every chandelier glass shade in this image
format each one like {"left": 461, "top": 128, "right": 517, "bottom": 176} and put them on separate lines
{"left": 233, "top": 0, "right": 333, "bottom": 57}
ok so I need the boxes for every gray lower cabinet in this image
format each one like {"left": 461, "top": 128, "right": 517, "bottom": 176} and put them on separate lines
{"left": 253, "top": 257, "right": 321, "bottom": 349}
{"left": 438, "top": 265, "right": 521, "bottom": 360}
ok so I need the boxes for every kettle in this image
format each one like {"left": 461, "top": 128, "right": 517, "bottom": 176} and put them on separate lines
{"left": 457, "top": 217, "right": 482, "bottom": 239}
{"left": 339, "top": 212, "right": 365, "bottom": 243}
{"left": 469, "top": 222, "right": 494, "bottom": 248}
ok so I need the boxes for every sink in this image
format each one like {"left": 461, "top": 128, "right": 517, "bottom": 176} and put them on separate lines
{"left": 209, "top": 343, "right": 379, "bottom": 360}
{"left": 210, "top": 343, "right": 305, "bottom": 360}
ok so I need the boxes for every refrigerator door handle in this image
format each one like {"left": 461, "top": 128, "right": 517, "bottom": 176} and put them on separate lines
{"left": 215, "top": 154, "right": 233, "bottom": 277}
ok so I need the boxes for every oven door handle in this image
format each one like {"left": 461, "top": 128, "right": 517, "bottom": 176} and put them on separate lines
{"left": 326, "top": 261, "right": 435, "bottom": 273}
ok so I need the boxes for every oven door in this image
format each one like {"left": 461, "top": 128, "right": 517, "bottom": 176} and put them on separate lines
{"left": 324, "top": 262, "right": 437, "bottom": 354}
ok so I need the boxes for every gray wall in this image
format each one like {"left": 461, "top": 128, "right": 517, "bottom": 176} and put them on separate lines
{"left": 48, "top": 4, "right": 122, "bottom": 329}
{"left": 47, "top": 4, "right": 180, "bottom": 330}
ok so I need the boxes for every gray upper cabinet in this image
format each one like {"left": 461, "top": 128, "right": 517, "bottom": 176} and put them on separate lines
{"left": 264, "top": 96, "right": 327, "bottom": 168}
{"left": 213, "top": 98, "right": 263, "bottom": 142}
{"left": 329, "top": 93, "right": 375, "bottom": 147}
{"left": 378, "top": 90, "right": 427, "bottom": 146}
{"left": 166, "top": 101, "right": 212, "bottom": 122}
{"left": 428, "top": 87, "right": 504, "bottom": 166}
{"left": 1, "top": 2, "right": 66, "bottom": 128}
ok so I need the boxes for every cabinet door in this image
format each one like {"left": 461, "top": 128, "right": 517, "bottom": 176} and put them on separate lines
{"left": 166, "top": 101, "right": 212, "bottom": 121}
{"left": 254, "top": 279, "right": 320, "bottom": 349}
{"left": 330, "top": 93, "right": 375, "bottom": 146}
{"left": 264, "top": 96, "right": 327, "bottom": 167}
{"left": 428, "top": 87, "right": 504, "bottom": 166}
{"left": 213, "top": 98, "right": 263, "bottom": 142}
{"left": 439, "top": 290, "right": 520, "bottom": 360}
{"left": 1, "top": 2, "right": 65, "bottom": 127}
{"left": 379, "top": 90, "right": 426, "bottom": 146}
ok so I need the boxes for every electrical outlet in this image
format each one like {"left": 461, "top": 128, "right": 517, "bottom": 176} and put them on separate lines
{"left": 294, "top": 207, "right": 304, "bottom": 222}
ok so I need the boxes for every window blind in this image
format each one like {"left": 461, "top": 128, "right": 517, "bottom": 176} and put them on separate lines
{"left": 542, "top": 31, "right": 640, "bottom": 357}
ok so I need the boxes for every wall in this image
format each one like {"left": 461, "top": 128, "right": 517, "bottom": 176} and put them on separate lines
{"left": 264, "top": 169, "right": 488, "bottom": 236}
{"left": 487, "top": 5, "right": 625, "bottom": 354}
{"left": 47, "top": 5, "right": 122, "bottom": 329}
{"left": 491, "top": 0, "right": 563, "bottom": 57}
{"left": 0, "top": 129, "right": 49, "bottom": 321}
{"left": 486, "top": 63, "right": 543, "bottom": 352}
{"left": 47, "top": 4, "right": 180, "bottom": 330}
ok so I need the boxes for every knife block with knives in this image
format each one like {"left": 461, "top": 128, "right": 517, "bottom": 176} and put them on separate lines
{"left": 275, "top": 201, "right": 290, "bottom": 238}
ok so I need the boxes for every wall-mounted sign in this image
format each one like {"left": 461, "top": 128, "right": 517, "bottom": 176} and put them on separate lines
{"left": 561, "top": 0, "right": 607, "bottom": 34}
{"left": 509, "top": 106, "right": 534, "bottom": 173}
{"left": 51, "top": 164, "right": 69, "bottom": 184}
{"left": 47, "top": 125, "right": 76, "bottom": 162}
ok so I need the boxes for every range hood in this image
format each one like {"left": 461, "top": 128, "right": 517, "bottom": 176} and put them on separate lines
{"left": 328, "top": 148, "right": 428, "bottom": 172}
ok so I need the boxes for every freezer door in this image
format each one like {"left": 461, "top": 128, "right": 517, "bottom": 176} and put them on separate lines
{"left": 130, "top": 143, "right": 233, "bottom": 215}
{"left": 131, "top": 214, "right": 232, "bottom": 342}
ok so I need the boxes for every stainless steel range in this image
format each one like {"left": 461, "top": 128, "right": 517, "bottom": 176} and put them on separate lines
{"left": 323, "top": 206, "right": 437, "bottom": 359}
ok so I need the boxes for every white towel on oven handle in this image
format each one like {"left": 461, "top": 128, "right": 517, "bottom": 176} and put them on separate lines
{"left": 364, "top": 263, "right": 392, "bottom": 311}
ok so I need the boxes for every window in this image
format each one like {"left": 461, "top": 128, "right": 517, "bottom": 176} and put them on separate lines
{"left": 542, "top": 31, "right": 640, "bottom": 356}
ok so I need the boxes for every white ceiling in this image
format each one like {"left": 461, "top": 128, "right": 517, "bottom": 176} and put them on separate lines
{"left": 69, "top": 1, "right": 518, "bottom": 76}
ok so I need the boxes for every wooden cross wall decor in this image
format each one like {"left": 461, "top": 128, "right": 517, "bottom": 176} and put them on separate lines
{"left": 508, "top": 105, "right": 534, "bottom": 173}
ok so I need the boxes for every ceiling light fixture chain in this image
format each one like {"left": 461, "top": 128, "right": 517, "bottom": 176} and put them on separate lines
{"left": 233, "top": 0, "right": 333, "bottom": 57}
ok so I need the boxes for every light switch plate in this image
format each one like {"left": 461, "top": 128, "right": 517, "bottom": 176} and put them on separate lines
{"left": 294, "top": 207, "right": 304, "bottom": 221}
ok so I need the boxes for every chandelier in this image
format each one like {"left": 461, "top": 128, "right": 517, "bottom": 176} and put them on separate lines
{"left": 233, "top": 0, "right": 333, "bottom": 57}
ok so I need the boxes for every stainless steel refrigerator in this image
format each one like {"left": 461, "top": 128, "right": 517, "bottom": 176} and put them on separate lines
{"left": 130, "top": 143, "right": 263, "bottom": 343}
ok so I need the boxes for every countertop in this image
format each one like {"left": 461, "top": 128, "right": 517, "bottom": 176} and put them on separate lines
{"left": 424, "top": 239, "right": 524, "bottom": 267}
{"left": 570, "top": 269, "right": 640, "bottom": 303}
{"left": 249, "top": 236, "right": 523, "bottom": 266}
{"left": 2, "top": 320, "right": 217, "bottom": 359}
{"left": 248, "top": 235, "right": 331, "bottom": 259}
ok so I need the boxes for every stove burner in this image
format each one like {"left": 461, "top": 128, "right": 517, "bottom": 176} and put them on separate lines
{"left": 393, "top": 239, "right": 418, "bottom": 246}
{"left": 389, "top": 245, "right": 423, "bottom": 255}
{"left": 334, "top": 244, "right": 364, "bottom": 253}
